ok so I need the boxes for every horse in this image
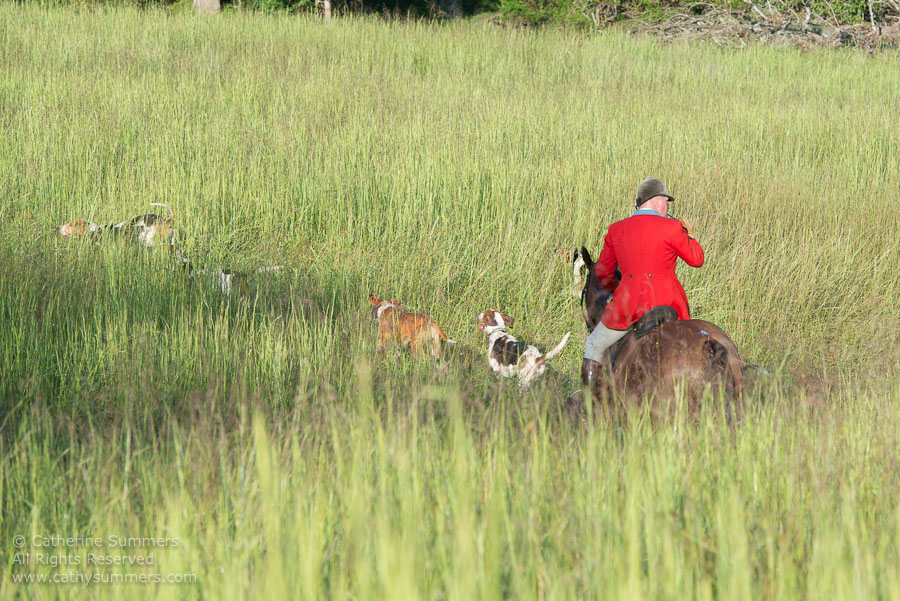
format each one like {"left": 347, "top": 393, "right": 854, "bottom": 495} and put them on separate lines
{"left": 576, "top": 246, "right": 747, "bottom": 415}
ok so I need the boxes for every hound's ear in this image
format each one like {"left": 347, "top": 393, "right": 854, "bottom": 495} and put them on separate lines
{"left": 500, "top": 313, "right": 515, "bottom": 328}
{"left": 368, "top": 294, "right": 380, "bottom": 306}
{"left": 580, "top": 246, "right": 594, "bottom": 266}
{"left": 572, "top": 249, "right": 580, "bottom": 262}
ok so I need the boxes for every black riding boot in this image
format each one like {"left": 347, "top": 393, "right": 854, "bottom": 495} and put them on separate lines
{"left": 581, "top": 358, "right": 606, "bottom": 396}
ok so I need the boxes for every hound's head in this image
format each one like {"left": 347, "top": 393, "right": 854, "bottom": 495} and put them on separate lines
{"left": 58, "top": 220, "right": 96, "bottom": 238}
{"left": 477, "top": 310, "right": 514, "bottom": 334}
{"left": 368, "top": 294, "right": 402, "bottom": 320}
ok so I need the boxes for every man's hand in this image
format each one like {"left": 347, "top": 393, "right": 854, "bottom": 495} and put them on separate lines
{"left": 679, "top": 218, "right": 696, "bottom": 240}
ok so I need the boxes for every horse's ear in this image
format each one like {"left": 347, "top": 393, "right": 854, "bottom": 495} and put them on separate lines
{"left": 580, "top": 246, "right": 594, "bottom": 266}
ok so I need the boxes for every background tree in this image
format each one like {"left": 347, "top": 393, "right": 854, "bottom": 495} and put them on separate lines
{"left": 193, "top": 0, "right": 222, "bottom": 13}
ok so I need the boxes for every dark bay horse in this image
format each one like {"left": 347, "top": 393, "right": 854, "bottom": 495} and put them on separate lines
{"left": 578, "top": 247, "right": 746, "bottom": 412}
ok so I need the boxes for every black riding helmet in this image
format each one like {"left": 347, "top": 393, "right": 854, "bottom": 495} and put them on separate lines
{"left": 636, "top": 177, "right": 674, "bottom": 208}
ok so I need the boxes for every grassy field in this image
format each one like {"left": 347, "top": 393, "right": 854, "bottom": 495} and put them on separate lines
{"left": 1, "top": 5, "right": 899, "bottom": 599}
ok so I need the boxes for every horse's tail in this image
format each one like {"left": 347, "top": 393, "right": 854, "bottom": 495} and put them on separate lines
{"left": 702, "top": 339, "right": 744, "bottom": 398}
{"left": 538, "top": 332, "right": 571, "bottom": 365}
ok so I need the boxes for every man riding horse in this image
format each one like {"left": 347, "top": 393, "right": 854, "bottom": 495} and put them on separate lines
{"left": 582, "top": 177, "right": 704, "bottom": 392}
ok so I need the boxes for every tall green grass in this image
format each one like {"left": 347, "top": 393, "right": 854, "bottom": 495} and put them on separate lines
{"left": 0, "top": 5, "right": 898, "bottom": 599}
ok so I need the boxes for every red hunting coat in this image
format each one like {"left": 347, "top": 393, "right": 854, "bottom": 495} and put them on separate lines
{"left": 594, "top": 211, "right": 704, "bottom": 330}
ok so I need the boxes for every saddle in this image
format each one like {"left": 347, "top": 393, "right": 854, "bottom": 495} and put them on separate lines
{"left": 604, "top": 305, "right": 679, "bottom": 370}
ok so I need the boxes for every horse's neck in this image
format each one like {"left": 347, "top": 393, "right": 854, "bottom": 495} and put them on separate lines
{"left": 584, "top": 274, "right": 609, "bottom": 332}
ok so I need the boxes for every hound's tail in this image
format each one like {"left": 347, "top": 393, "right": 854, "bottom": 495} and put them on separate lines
{"left": 537, "top": 331, "right": 571, "bottom": 364}
{"left": 432, "top": 323, "right": 449, "bottom": 342}
{"left": 432, "top": 323, "right": 457, "bottom": 346}
{"left": 149, "top": 203, "right": 175, "bottom": 220}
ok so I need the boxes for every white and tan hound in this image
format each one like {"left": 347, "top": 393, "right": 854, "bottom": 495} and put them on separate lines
{"left": 477, "top": 309, "right": 570, "bottom": 391}
{"left": 177, "top": 252, "right": 285, "bottom": 297}
{"left": 58, "top": 203, "right": 176, "bottom": 249}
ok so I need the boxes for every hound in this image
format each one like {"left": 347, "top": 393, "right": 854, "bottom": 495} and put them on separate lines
{"left": 177, "top": 253, "right": 285, "bottom": 297}
{"left": 477, "top": 309, "right": 570, "bottom": 391}
{"left": 57, "top": 203, "right": 176, "bottom": 249}
{"left": 369, "top": 294, "right": 453, "bottom": 359}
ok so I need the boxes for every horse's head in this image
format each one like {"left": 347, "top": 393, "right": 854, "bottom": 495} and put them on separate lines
{"left": 579, "top": 246, "right": 613, "bottom": 332}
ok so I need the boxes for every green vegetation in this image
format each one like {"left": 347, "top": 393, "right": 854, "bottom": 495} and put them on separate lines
{"left": 1, "top": 5, "right": 898, "bottom": 599}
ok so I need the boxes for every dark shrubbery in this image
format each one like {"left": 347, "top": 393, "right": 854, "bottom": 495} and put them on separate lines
{"left": 497, "top": 0, "right": 896, "bottom": 27}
